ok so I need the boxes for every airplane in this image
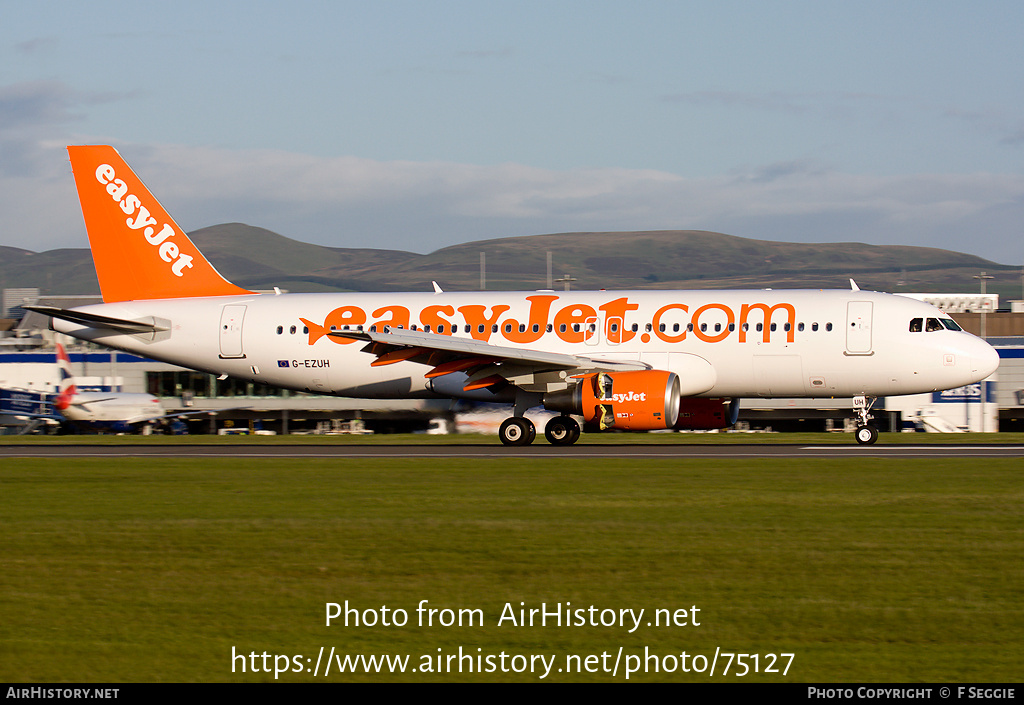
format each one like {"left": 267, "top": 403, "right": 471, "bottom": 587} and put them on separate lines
{"left": 27, "top": 145, "right": 1000, "bottom": 446}
{"left": 0, "top": 342, "right": 215, "bottom": 434}
{"left": 51, "top": 342, "right": 169, "bottom": 432}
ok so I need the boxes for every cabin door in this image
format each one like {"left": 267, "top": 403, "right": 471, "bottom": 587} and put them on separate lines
{"left": 845, "top": 301, "right": 873, "bottom": 355}
{"left": 219, "top": 305, "right": 247, "bottom": 359}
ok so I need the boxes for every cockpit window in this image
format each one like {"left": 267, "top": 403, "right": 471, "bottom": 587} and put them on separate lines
{"left": 940, "top": 318, "right": 962, "bottom": 331}
{"left": 909, "top": 318, "right": 923, "bottom": 332}
{"left": 926, "top": 318, "right": 943, "bottom": 332}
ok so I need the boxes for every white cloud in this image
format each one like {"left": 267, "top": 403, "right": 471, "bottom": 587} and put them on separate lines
{"left": 1, "top": 139, "right": 1022, "bottom": 264}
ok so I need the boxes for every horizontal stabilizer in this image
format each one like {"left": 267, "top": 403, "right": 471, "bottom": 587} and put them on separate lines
{"left": 23, "top": 305, "right": 168, "bottom": 334}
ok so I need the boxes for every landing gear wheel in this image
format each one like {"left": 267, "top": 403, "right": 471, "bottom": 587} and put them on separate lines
{"left": 544, "top": 416, "right": 581, "bottom": 446}
{"left": 855, "top": 425, "right": 878, "bottom": 445}
{"left": 499, "top": 417, "right": 535, "bottom": 446}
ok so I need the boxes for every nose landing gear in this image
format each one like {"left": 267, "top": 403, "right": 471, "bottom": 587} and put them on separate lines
{"left": 853, "top": 395, "right": 878, "bottom": 445}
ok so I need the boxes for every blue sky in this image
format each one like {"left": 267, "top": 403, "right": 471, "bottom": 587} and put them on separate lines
{"left": 2, "top": 1, "right": 1023, "bottom": 264}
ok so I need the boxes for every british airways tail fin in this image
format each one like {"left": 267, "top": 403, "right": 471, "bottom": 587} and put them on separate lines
{"left": 67, "top": 145, "right": 252, "bottom": 302}
{"left": 54, "top": 343, "right": 76, "bottom": 411}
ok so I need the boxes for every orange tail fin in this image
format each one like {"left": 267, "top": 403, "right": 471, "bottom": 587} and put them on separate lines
{"left": 67, "top": 145, "right": 251, "bottom": 302}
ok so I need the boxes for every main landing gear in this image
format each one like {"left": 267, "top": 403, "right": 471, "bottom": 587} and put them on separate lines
{"left": 498, "top": 417, "right": 536, "bottom": 446}
{"left": 498, "top": 415, "right": 581, "bottom": 446}
{"left": 853, "top": 395, "right": 878, "bottom": 445}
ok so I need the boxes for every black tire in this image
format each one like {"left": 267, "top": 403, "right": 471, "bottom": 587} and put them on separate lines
{"left": 855, "top": 425, "right": 878, "bottom": 445}
{"left": 499, "top": 417, "right": 535, "bottom": 446}
{"left": 544, "top": 416, "right": 581, "bottom": 446}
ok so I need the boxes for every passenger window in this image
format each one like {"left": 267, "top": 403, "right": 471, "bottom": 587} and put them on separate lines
{"left": 909, "top": 318, "right": 923, "bottom": 333}
{"left": 798, "top": 322, "right": 805, "bottom": 332}
{"left": 812, "top": 323, "right": 818, "bottom": 331}
{"left": 276, "top": 326, "right": 283, "bottom": 335}
{"left": 826, "top": 323, "right": 833, "bottom": 331}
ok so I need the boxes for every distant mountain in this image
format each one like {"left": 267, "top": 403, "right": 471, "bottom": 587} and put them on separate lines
{"left": 2, "top": 224, "right": 1018, "bottom": 299}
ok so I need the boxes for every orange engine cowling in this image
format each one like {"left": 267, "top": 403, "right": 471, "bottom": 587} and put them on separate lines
{"left": 673, "top": 397, "right": 739, "bottom": 430}
{"left": 545, "top": 370, "right": 681, "bottom": 431}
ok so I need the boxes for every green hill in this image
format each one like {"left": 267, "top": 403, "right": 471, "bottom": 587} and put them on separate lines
{"left": 2, "top": 224, "right": 1018, "bottom": 299}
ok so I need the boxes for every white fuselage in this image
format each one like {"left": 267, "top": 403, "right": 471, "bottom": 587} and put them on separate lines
{"left": 51, "top": 289, "right": 999, "bottom": 402}
{"left": 59, "top": 392, "right": 165, "bottom": 425}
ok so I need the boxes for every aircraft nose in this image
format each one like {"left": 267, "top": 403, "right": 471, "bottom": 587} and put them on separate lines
{"left": 971, "top": 337, "right": 1000, "bottom": 379}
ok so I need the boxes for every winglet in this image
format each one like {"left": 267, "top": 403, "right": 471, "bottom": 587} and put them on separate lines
{"left": 67, "top": 146, "right": 252, "bottom": 302}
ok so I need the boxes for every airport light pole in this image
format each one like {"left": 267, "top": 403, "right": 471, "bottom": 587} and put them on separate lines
{"left": 973, "top": 271, "right": 995, "bottom": 432}
{"left": 973, "top": 271, "right": 994, "bottom": 339}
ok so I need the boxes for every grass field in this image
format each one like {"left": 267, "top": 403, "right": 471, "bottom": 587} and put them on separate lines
{"left": 1, "top": 450, "right": 1021, "bottom": 682}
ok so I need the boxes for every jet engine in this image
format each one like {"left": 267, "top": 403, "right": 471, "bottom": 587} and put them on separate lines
{"left": 544, "top": 370, "right": 681, "bottom": 431}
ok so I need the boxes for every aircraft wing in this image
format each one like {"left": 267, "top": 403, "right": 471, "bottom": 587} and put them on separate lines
{"left": 328, "top": 327, "right": 647, "bottom": 391}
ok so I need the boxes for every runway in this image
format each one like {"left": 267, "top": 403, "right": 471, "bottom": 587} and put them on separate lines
{"left": 5, "top": 443, "right": 1024, "bottom": 458}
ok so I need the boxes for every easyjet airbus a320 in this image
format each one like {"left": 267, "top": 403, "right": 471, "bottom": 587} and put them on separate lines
{"left": 29, "top": 146, "right": 999, "bottom": 445}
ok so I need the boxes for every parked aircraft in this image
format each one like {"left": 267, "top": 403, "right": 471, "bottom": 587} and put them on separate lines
{"left": 51, "top": 342, "right": 169, "bottom": 432}
{"left": 28, "top": 146, "right": 1000, "bottom": 445}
